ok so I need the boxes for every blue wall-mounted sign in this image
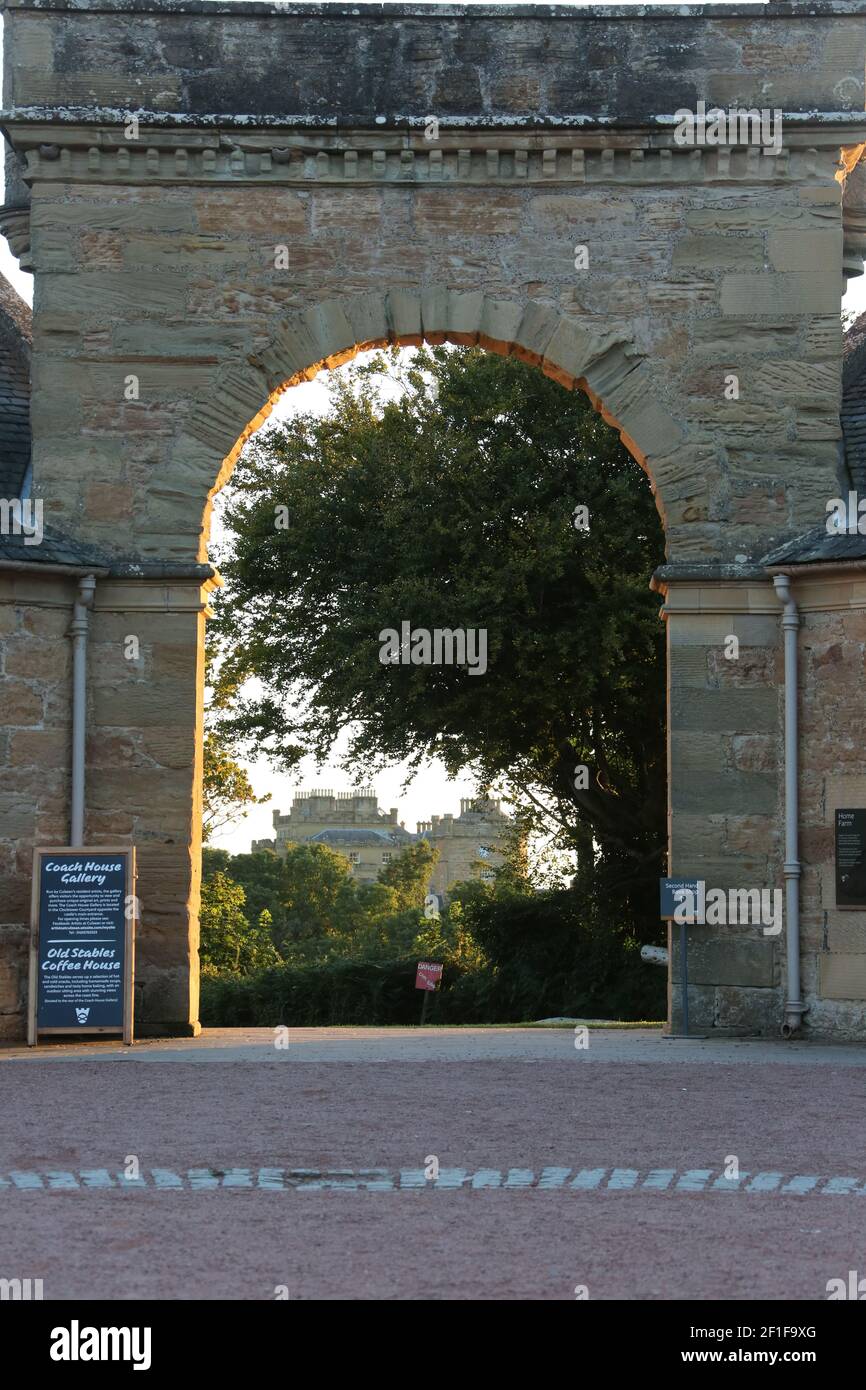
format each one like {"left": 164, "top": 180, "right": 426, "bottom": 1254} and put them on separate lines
{"left": 659, "top": 877, "right": 700, "bottom": 922}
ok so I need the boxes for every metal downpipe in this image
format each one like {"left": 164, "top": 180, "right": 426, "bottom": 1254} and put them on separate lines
{"left": 70, "top": 574, "right": 97, "bottom": 848}
{"left": 772, "top": 573, "right": 806, "bottom": 1038}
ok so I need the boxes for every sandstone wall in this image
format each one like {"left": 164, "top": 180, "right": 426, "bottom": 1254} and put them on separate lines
{"left": 0, "top": 570, "right": 211, "bottom": 1037}
{"left": 6, "top": 158, "right": 852, "bottom": 569}
{"left": 1, "top": 6, "right": 863, "bottom": 569}
{"left": 2, "top": 2, "right": 865, "bottom": 1039}
{"left": 797, "top": 573, "right": 866, "bottom": 1036}
{"left": 3, "top": 1, "right": 866, "bottom": 123}
{"left": 665, "top": 579, "right": 783, "bottom": 1034}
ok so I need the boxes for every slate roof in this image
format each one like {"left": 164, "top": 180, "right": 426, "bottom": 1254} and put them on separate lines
{"left": 308, "top": 828, "right": 414, "bottom": 848}
{"left": 0, "top": 519, "right": 217, "bottom": 577}
{"left": 0, "top": 271, "right": 31, "bottom": 500}
{"left": 0, "top": 524, "right": 111, "bottom": 569}
{"left": 761, "top": 524, "right": 866, "bottom": 567}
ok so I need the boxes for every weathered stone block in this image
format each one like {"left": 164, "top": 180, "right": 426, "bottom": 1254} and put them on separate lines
{"left": 670, "top": 688, "right": 777, "bottom": 734}
{"left": 669, "top": 983, "right": 716, "bottom": 1033}
{"left": 344, "top": 292, "right": 391, "bottom": 351}
{"left": 415, "top": 191, "right": 521, "bottom": 237}
{"left": 3, "top": 681, "right": 45, "bottom": 727}
{"left": 40, "top": 272, "right": 188, "bottom": 319}
{"left": 444, "top": 290, "right": 484, "bottom": 346}
{"left": 672, "top": 935, "right": 776, "bottom": 988}
{"left": 542, "top": 320, "right": 626, "bottom": 390}
{"left": 819, "top": 954, "right": 866, "bottom": 1001}
{"left": 10, "top": 729, "right": 70, "bottom": 767}
{"left": 669, "top": 647, "right": 711, "bottom": 688}
{"left": 512, "top": 302, "right": 559, "bottom": 367}
{"left": 673, "top": 234, "right": 763, "bottom": 270}
{"left": 720, "top": 272, "right": 840, "bottom": 317}
{"left": 3, "top": 642, "right": 69, "bottom": 681}
{"left": 731, "top": 735, "right": 776, "bottom": 773}
{"left": 672, "top": 770, "right": 777, "bottom": 816}
{"left": 768, "top": 229, "right": 843, "bottom": 272}
{"left": 714, "top": 985, "right": 780, "bottom": 1034}
{"left": 670, "top": 730, "right": 726, "bottom": 774}
{"left": 197, "top": 189, "right": 306, "bottom": 236}
{"left": 478, "top": 296, "right": 524, "bottom": 355}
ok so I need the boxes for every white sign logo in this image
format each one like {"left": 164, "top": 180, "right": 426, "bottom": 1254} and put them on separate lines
{"left": 75, "top": 1008, "right": 90, "bottom": 1024}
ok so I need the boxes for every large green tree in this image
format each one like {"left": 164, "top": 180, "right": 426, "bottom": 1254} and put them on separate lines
{"left": 203, "top": 839, "right": 445, "bottom": 965}
{"left": 203, "top": 638, "right": 270, "bottom": 841}
{"left": 199, "top": 871, "right": 280, "bottom": 975}
{"left": 211, "top": 347, "right": 667, "bottom": 932}
{"left": 203, "top": 842, "right": 358, "bottom": 957}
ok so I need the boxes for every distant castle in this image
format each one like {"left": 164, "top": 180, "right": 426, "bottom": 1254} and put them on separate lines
{"left": 252, "top": 788, "right": 512, "bottom": 898}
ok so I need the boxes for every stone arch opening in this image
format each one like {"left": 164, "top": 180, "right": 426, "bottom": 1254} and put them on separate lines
{"left": 203, "top": 305, "right": 671, "bottom": 1016}
{"left": 179, "top": 289, "right": 687, "bottom": 564}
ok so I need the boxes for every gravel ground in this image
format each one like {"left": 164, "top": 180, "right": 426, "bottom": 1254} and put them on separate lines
{"left": 2, "top": 1027, "right": 866, "bottom": 1300}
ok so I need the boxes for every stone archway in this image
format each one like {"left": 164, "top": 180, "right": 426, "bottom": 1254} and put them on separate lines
{"left": 184, "top": 288, "right": 687, "bottom": 552}
{"left": 2, "top": 1, "right": 866, "bottom": 1041}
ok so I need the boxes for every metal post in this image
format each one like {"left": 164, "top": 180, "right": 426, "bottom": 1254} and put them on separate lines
{"left": 680, "top": 920, "right": 689, "bottom": 1037}
{"left": 70, "top": 574, "right": 97, "bottom": 847}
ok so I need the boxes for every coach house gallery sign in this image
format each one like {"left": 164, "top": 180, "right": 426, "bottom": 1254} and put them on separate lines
{"left": 28, "top": 848, "right": 136, "bottom": 1045}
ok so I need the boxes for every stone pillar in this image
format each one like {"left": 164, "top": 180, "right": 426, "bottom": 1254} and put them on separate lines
{"left": 0, "top": 566, "right": 213, "bottom": 1040}
{"left": 662, "top": 572, "right": 782, "bottom": 1036}
{"left": 88, "top": 574, "right": 214, "bottom": 1036}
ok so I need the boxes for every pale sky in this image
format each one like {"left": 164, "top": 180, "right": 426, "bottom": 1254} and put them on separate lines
{"left": 3, "top": 3, "right": 866, "bottom": 852}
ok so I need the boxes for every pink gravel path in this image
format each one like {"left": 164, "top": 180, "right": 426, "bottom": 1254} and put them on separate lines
{"left": 2, "top": 1028, "right": 865, "bottom": 1299}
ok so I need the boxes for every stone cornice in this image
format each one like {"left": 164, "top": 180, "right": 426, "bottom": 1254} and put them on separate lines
{"left": 652, "top": 563, "right": 769, "bottom": 592}
{"left": 3, "top": 119, "right": 862, "bottom": 190}
{"left": 0, "top": 554, "right": 217, "bottom": 581}
{"left": 2, "top": 1, "right": 865, "bottom": 19}
{"left": 4, "top": 108, "right": 866, "bottom": 137}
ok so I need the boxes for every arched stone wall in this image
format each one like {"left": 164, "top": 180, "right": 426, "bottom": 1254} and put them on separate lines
{"left": 3, "top": 0, "right": 866, "bottom": 1040}
{"left": 182, "top": 288, "right": 688, "bottom": 551}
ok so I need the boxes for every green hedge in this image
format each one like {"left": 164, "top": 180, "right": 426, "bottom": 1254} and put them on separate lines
{"left": 201, "top": 896, "right": 666, "bottom": 1027}
{"left": 462, "top": 889, "right": 666, "bottom": 1022}
{"left": 202, "top": 957, "right": 436, "bottom": 1027}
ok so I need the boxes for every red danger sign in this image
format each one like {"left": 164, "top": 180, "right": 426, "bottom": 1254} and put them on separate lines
{"left": 415, "top": 961, "right": 443, "bottom": 992}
